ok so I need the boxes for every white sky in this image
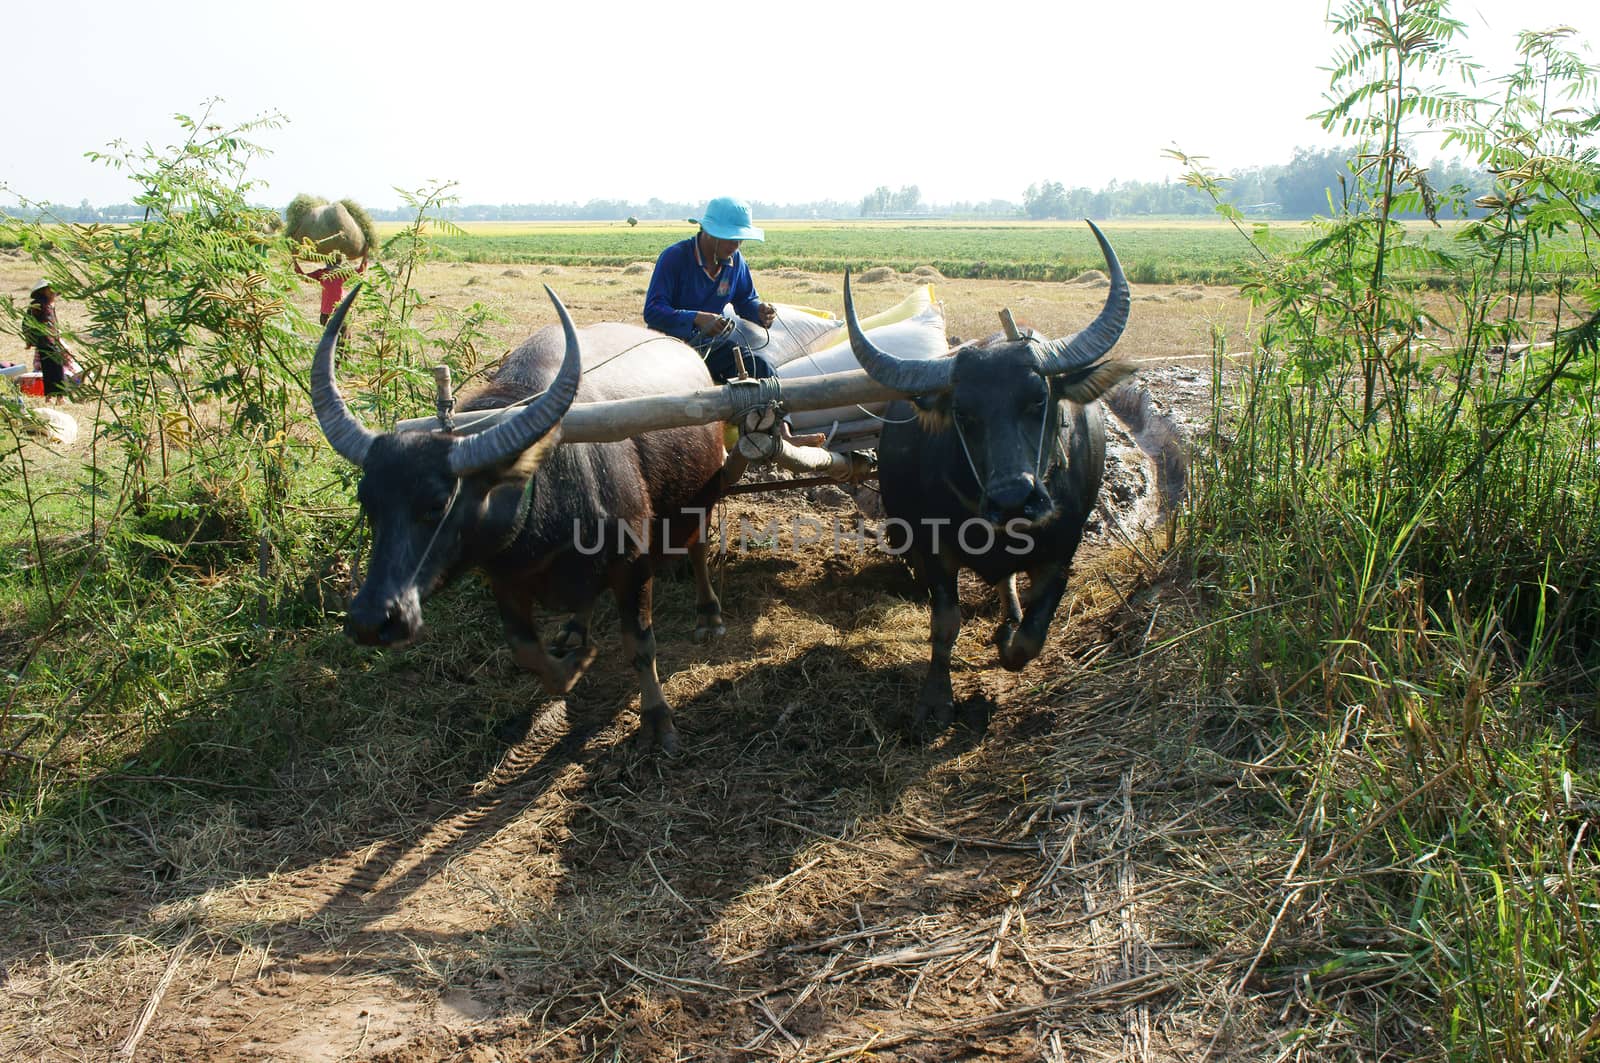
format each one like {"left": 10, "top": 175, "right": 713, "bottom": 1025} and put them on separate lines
{"left": 4, "top": 0, "right": 1592, "bottom": 210}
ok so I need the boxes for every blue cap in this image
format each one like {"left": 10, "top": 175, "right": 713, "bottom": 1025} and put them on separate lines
{"left": 693, "top": 196, "right": 764, "bottom": 242}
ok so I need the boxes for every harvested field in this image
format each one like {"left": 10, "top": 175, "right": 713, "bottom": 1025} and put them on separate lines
{"left": 1, "top": 483, "right": 1245, "bottom": 1061}
{"left": 0, "top": 256, "right": 1503, "bottom": 1059}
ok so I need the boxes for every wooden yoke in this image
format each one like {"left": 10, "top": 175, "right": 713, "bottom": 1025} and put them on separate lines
{"left": 394, "top": 368, "right": 912, "bottom": 445}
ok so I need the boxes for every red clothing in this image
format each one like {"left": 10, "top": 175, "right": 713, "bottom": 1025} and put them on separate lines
{"left": 297, "top": 257, "right": 366, "bottom": 317}
{"left": 310, "top": 267, "right": 344, "bottom": 316}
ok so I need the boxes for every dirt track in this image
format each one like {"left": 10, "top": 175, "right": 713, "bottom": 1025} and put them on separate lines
{"left": 2, "top": 264, "right": 1267, "bottom": 1061}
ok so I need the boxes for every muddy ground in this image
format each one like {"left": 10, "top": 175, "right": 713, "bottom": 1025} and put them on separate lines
{"left": 2, "top": 260, "right": 1297, "bottom": 1061}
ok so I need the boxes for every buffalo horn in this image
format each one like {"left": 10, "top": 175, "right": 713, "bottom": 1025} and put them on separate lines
{"left": 311, "top": 285, "right": 378, "bottom": 467}
{"left": 447, "top": 285, "right": 583, "bottom": 475}
{"left": 1036, "top": 220, "right": 1130, "bottom": 376}
{"left": 843, "top": 269, "right": 956, "bottom": 395}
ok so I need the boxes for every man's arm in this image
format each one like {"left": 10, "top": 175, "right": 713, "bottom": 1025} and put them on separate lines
{"left": 729, "top": 258, "right": 776, "bottom": 328}
{"left": 643, "top": 246, "right": 700, "bottom": 341}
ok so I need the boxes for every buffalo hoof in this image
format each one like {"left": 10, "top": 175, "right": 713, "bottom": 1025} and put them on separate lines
{"left": 637, "top": 703, "right": 680, "bottom": 754}
{"left": 548, "top": 623, "right": 590, "bottom": 655}
{"left": 693, "top": 619, "right": 727, "bottom": 644}
{"left": 910, "top": 695, "right": 957, "bottom": 736}
{"left": 694, "top": 603, "right": 725, "bottom": 644}
{"left": 538, "top": 644, "right": 598, "bottom": 695}
{"left": 994, "top": 625, "right": 1042, "bottom": 672}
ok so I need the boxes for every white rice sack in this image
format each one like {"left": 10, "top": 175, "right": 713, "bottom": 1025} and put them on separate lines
{"left": 777, "top": 297, "right": 949, "bottom": 432}
{"left": 726, "top": 303, "right": 841, "bottom": 367}
{"left": 840, "top": 284, "right": 935, "bottom": 339}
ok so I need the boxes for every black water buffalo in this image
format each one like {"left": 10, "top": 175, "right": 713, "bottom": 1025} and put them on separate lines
{"left": 311, "top": 288, "right": 727, "bottom": 751}
{"left": 844, "top": 221, "right": 1134, "bottom": 730}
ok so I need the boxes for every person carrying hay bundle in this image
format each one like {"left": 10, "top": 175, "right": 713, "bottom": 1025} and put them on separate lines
{"left": 293, "top": 252, "right": 366, "bottom": 328}
{"left": 285, "top": 194, "right": 376, "bottom": 329}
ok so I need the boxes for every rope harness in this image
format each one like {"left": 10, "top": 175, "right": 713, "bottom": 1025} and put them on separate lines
{"left": 949, "top": 365, "right": 1063, "bottom": 515}
{"left": 407, "top": 476, "right": 463, "bottom": 588}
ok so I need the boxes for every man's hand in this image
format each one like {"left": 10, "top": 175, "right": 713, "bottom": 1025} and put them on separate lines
{"left": 757, "top": 302, "right": 777, "bottom": 328}
{"left": 693, "top": 311, "right": 733, "bottom": 336}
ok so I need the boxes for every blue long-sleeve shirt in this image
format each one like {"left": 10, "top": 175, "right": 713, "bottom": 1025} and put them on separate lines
{"left": 643, "top": 236, "right": 763, "bottom": 342}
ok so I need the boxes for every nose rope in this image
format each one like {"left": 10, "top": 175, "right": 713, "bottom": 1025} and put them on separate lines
{"left": 951, "top": 390, "right": 1062, "bottom": 515}
{"left": 952, "top": 416, "right": 987, "bottom": 512}
{"left": 407, "top": 477, "right": 464, "bottom": 589}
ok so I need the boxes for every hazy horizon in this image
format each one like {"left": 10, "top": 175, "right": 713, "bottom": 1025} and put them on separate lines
{"left": 4, "top": 0, "right": 1590, "bottom": 212}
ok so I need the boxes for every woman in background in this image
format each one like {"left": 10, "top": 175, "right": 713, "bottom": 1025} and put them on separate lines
{"left": 24, "top": 280, "right": 75, "bottom": 402}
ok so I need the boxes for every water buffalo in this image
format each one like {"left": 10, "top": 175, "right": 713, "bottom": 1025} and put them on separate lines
{"left": 844, "top": 220, "right": 1135, "bottom": 730}
{"left": 311, "top": 288, "right": 728, "bottom": 751}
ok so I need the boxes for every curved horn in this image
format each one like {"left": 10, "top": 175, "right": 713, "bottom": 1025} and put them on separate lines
{"left": 311, "top": 285, "right": 377, "bottom": 467}
{"left": 447, "top": 285, "right": 582, "bottom": 475}
{"left": 1037, "top": 220, "right": 1129, "bottom": 376}
{"left": 844, "top": 269, "right": 955, "bottom": 395}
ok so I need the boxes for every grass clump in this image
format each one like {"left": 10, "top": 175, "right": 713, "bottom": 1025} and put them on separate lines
{"left": 0, "top": 110, "right": 507, "bottom": 917}
{"left": 1172, "top": 6, "right": 1600, "bottom": 1057}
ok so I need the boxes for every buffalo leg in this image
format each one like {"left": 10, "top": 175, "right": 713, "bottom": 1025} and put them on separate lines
{"left": 549, "top": 605, "right": 595, "bottom": 656}
{"left": 996, "top": 562, "right": 1070, "bottom": 672}
{"left": 915, "top": 564, "right": 962, "bottom": 731}
{"left": 689, "top": 540, "right": 725, "bottom": 643}
{"left": 497, "top": 593, "right": 596, "bottom": 695}
{"left": 613, "top": 563, "right": 677, "bottom": 753}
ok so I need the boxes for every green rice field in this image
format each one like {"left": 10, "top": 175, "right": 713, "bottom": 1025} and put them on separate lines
{"left": 388, "top": 217, "right": 1587, "bottom": 287}
{"left": 401, "top": 219, "right": 1294, "bottom": 284}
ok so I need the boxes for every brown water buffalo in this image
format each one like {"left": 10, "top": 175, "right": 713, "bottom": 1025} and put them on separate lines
{"left": 311, "top": 287, "right": 728, "bottom": 751}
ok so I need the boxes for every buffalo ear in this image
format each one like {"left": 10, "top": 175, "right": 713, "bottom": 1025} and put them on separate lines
{"left": 1049, "top": 360, "right": 1136, "bottom": 406}
{"left": 498, "top": 426, "right": 564, "bottom": 482}
{"left": 913, "top": 391, "right": 953, "bottom": 433}
{"left": 479, "top": 429, "right": 562, "bottom": 547}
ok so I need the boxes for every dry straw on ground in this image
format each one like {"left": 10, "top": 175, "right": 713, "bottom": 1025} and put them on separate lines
{"left": 0, "top": 255, "right": 1486, "bottom": 1059}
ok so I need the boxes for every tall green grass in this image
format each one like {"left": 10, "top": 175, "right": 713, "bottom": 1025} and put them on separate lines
{"left": 0, "top": 121, "right": 503, "bottom": 906}
{"left": 1180, "top": 6, "right": 1600, "bottom": 1056}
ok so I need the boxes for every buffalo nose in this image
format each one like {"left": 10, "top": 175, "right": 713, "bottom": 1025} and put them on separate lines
{"left": 983, "top": 474, "right": 1036, "bottom": 518}
{"left": 982, "top": 479, "right": 1055, "bottom": 526}
{"left": 346, "top": 592, "right": 418, "bottom": 646}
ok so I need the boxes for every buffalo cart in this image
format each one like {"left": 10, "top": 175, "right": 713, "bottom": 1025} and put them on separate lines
{"left": 391, "top": 307, "right": 1061, "bottom": 501}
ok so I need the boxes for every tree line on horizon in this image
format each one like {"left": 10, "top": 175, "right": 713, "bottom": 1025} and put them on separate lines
{"left": 7, "top": 145, "right": 1503, "bottom": 225}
